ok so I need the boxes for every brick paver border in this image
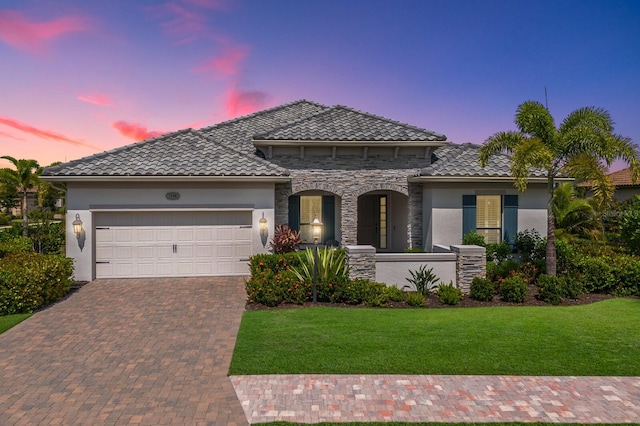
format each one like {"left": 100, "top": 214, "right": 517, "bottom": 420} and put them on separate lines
{"left": 232, "top": 374, "right": 640, "bottom": 424}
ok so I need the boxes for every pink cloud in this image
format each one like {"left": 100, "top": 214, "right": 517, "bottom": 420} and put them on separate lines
{"left": 77, "top": 93, "right": 114, "bottom": 107}
{"left": 194, "top": 45, "right": 249, "bottom": 77}
{"left": 0, "top": 116, "right": 98, "bottom": 149}
{"left": 224, "top": 88, "right": 270, "bottom": 118}
{"left": 0, "top": 130, "right": 25, "bottom": 142}
{"left": 0, "top": 9, "right": 88, "bottom": 54}
{"left": 112, "top": 121, "right": 166, "bottom": 141}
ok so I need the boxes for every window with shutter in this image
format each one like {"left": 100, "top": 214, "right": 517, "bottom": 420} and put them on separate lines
{"left": 476, "top": 195, "right": 502, "bottom": 243}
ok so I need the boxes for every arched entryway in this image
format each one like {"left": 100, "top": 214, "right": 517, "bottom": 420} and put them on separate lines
{"left": 357, "top": 190, "right": 408, "bottom": 252}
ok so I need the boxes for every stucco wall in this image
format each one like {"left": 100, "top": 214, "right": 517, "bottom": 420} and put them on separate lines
{"left": 66, "top": 181, "right": 275, "bottom": 281}
{"left": 375, "top": 252, "right": 457, "bottom": 288}
{"left": 424, "top": 182, "right": 548, "bottom": 248}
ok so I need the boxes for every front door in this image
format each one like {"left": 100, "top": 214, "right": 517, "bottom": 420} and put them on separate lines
{"left": 357, "top": 194, "right": 387, "bottom": 250}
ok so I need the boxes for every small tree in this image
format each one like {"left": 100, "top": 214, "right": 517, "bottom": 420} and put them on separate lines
{"left": 0, "top": 156, "right": 41, "bottom": 237}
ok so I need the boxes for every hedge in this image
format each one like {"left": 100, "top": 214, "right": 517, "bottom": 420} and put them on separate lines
{"left": 0, "top": 253, "right": 74, "bottom": 315}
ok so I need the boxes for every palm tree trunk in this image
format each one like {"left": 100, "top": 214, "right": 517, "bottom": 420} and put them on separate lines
{"left": 546, "top": 175, "right": 557, "bottom": 276}
{"left": 21, "top": 190, "right": 28, "bottom": 237}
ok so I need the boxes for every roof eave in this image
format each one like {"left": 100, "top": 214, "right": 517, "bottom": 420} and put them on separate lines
{"left": 252, "top": 139, "right": 448, "bottom": 147}
{"left": 409, "top": 176, "right": 574, "bottom": 183}
{"left": 40, "top": 175, "right": 291, "bottom": 183}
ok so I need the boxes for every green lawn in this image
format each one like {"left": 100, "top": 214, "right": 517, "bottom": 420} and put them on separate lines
{"left": 0, "top": 314, "right": 31, "bottom": 334}
{"left": 230, "top": 298, "right": 640, "bottom": 376}
{"left": 261, "top": 423, "right": 628, "bottom": 426}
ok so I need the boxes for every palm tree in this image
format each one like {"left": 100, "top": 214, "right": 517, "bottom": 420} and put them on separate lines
{"left": 553, "top": 182, "right": 600, "bottom": 242}
{"left": 479, "top": 101, "right": 639, "bottom": 275}
{"left": 0, "top": 156, "right": 41, "bottom": 236}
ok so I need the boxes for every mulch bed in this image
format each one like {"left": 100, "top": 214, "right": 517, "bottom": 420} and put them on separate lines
{"left": 245, "top": 283, "right": 616, "bottom": 310}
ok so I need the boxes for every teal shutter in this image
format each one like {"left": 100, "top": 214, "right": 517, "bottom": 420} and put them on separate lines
{"left": 462, "top": 195, "right": 477, "bottom": 238}
{"left": 322, "top": 195, "right": 335, "bottom": 243}
{"left": 288, "top": 195, "right": 300, "bottom": 231}
{"left": 503, "top": 195, "right": 518, "bottom": 248}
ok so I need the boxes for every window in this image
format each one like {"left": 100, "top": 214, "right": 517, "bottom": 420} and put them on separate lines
{"left": 462, "top": 194, "right": 518, "bottom": 246}
{"left": 476, "top": 195, "right": 502, "bottom": 243}
{"left": 288, "top": 195, "right": 336, "bottom": 244}
{"left": 379, "top": 195, "right": 387, "bottom": 249}
{"left": 299, "top": 196, "right": 322, "bottom": 243}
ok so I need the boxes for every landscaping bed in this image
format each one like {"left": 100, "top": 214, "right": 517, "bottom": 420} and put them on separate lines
{"left": 246, "top": 283, "right": 615, "bottom": 310}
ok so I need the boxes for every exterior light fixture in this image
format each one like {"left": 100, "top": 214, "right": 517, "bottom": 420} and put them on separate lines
{"left": 311, "top": 216, "right": 323, "bottom": 245}
{"left": 72, "top": 214, "right": 83, "bottom": 239}
{"left": 259, "top": 212, "right": 268, "bottom": 247}
{"left": 310, "top": 216, "right": 323, "bottom": 303}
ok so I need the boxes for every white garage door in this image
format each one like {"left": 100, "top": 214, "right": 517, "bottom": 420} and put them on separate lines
{"left": 94, "top": 211, "right": 252, "bottom": 278}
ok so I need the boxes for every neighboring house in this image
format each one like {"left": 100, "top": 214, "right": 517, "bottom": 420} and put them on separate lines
{"left": 608, "top": 167, "right": 640, "bottom": 202}
{"left": 9, "top": 188, "right": 38, "bottom": 217}
{"left": 42, "top": 100, "right": 550, "bottom": 281}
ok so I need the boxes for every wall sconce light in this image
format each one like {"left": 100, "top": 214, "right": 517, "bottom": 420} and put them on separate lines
{"left": 259, "top": 212, "right": 268, "bottom": 247}
{"left": 73, "top": 214, "right": 83, "bottom": 239}
{"left": 72, "top": 213, "right": 86, "bottom": 252}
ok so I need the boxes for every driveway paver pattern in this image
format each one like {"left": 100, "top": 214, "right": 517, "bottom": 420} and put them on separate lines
{"left": 0, "top": 277, "right": 249, "bottom": 426}
{"left": 231, "top": 374, "right": 640, "bottom": 424}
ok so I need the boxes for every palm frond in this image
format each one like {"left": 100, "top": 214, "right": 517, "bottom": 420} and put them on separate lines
{"left": 478, "top": 131, "right": 523, "bottom": 167}
{"left": 514, "top": 101, "right": 557, "bottom": 144}
{"left": 564, "top": 155, "right": 614, "bottom": 210}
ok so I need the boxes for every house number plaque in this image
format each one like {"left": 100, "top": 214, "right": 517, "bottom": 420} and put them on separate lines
{"left": 166, "top": 192, "right": 180, "bottom": 201}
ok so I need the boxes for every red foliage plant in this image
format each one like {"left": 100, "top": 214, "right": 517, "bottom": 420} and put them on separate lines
{"left": 269, "top": 225, "right": 302, "bottom": 254}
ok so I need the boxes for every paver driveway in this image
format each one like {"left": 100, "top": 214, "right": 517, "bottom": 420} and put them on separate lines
{"left": 0, "top": 277, "right": 249, "bottom": 425}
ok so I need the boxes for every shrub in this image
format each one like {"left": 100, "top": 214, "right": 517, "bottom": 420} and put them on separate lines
{"left": 249, "top": 252, "right": 301, "bottom": 275}
{"left": 515, "top": 229, "right": 544, "bottom": 262}
{"left": 0, "top": 237, "right": 33, "bottom": 257}
{"left": 405, "top": 292, "right": 425, "bottom": 307}
{"left": 462, "top": 231, "right": 486, "bottom": 246}
{"left": 329, "top": 277, "right": 367, "bottom": 304}
{"left": 383, "top": 285, "right": 405, "bottom": 302}
{"left": 405, "top": 265, "right": 439, "bottom": 296}
{"left": 291, "top": 248, "right": 348, "bottom": 284}
{"left": 245, "top": 269, "right": 287, "bottom": 307}
{"left": 486, "top": 260, "right": 521, "bottom": 283}
{"left": 561, "top": 275, "right": 583, "bottom": 299}
{"left": 0, "top": 212, "right": 10, "bottom": 226}
{"left": 485, "top": 241, "right": 512, "bottom": 263}
{"left": 620, "top": 209, "right": 640, "bottom": 255}
{"left": 470, "top": 277, "right": 494, "bottom": 301}
{"left": 536, "top": 275, "right": 563, "bottom": 305}
{"left": 269, "top": 225, "right": 302, "bottom": 253}
{"left": 362, "top": 281, "right": 387, "bottom": 307}
{"left": 436, "top": 281, "right": 463, "bottom": 305}
{"left": 499, "top": 275, "right": 528, "bottom": 303}
{"left": 0, "top": 252, "right": 73, "bottom": 315}
{"left": 29, "top": 222, "right": 64, "bottom": 254}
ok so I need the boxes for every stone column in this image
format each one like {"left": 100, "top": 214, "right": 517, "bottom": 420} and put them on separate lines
{"left": 407, "top": 182, "right": 423, "bottom": 249}
{"left": 345, "top": 245, "right": 376, "bottom": 281}
{"left": 450, "top": 245, "right": 486, "bottom": 294}
{"left": 341, "top": 194, "right": 358, "bottom": 246}
{"left": 274, "top": 182, "right": 291, "bottom": 226}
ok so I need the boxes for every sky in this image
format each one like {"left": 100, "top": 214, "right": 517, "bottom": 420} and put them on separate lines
{"left": 1, "top": 0, "right": 639, "bottom": 171}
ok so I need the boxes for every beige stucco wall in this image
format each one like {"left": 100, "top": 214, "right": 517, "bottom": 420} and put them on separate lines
{"left": 66, "top": 181, "right": 275, "bottom": 281}
{"left": 424, "top": 182, "right": 548, "bottom": 249}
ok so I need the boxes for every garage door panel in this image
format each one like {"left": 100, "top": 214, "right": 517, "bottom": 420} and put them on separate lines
{"left": 94, "top": 213, "right": 253, "bottom": 278}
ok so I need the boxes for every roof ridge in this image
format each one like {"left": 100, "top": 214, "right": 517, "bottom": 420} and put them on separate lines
{"left": 198, "top": 99, "right": 330, "bottom": 132}
{"left": 42, "top": 128, "right": 195, "bottom": 175}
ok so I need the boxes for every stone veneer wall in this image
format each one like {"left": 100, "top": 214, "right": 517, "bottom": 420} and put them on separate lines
{"left": 450, "top": 245, "right": 486, "bottom": 293}
{"left": 345, "top": 245, "right": 376, "bottom": 281}
{"left": 271, "top": 154, "right": 430, "bottom": 248}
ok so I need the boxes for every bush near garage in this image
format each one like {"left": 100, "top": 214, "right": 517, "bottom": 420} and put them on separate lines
{"left": 0, "top": 252, "right": 73, "bottom": 315}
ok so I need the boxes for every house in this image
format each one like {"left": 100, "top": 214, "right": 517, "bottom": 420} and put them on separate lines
{"left": 42, "top": 100, "right": 549, "bottom": 282}
{"left": 608, "top": 167, "right": 640, "bottom": 202}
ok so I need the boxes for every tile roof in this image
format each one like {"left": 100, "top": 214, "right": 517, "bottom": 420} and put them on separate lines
{"left": 253, "top": 105, "right": 447, "bottom": 142}
{"left": 200, "top": 99, "right": 331, "bottom": 155}
{"left": 418, "top": 143, "right": 547, "bottom": 178}
{"left": 608, "top": 167, "right": 639, "bottom": 186}
{"left": 42, "top": 129, "right": 288, "bottom": 177}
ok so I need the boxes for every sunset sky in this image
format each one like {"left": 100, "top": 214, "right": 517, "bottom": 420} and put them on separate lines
{"left": 1, "top": 0, "right": 639, "bottom": 170}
